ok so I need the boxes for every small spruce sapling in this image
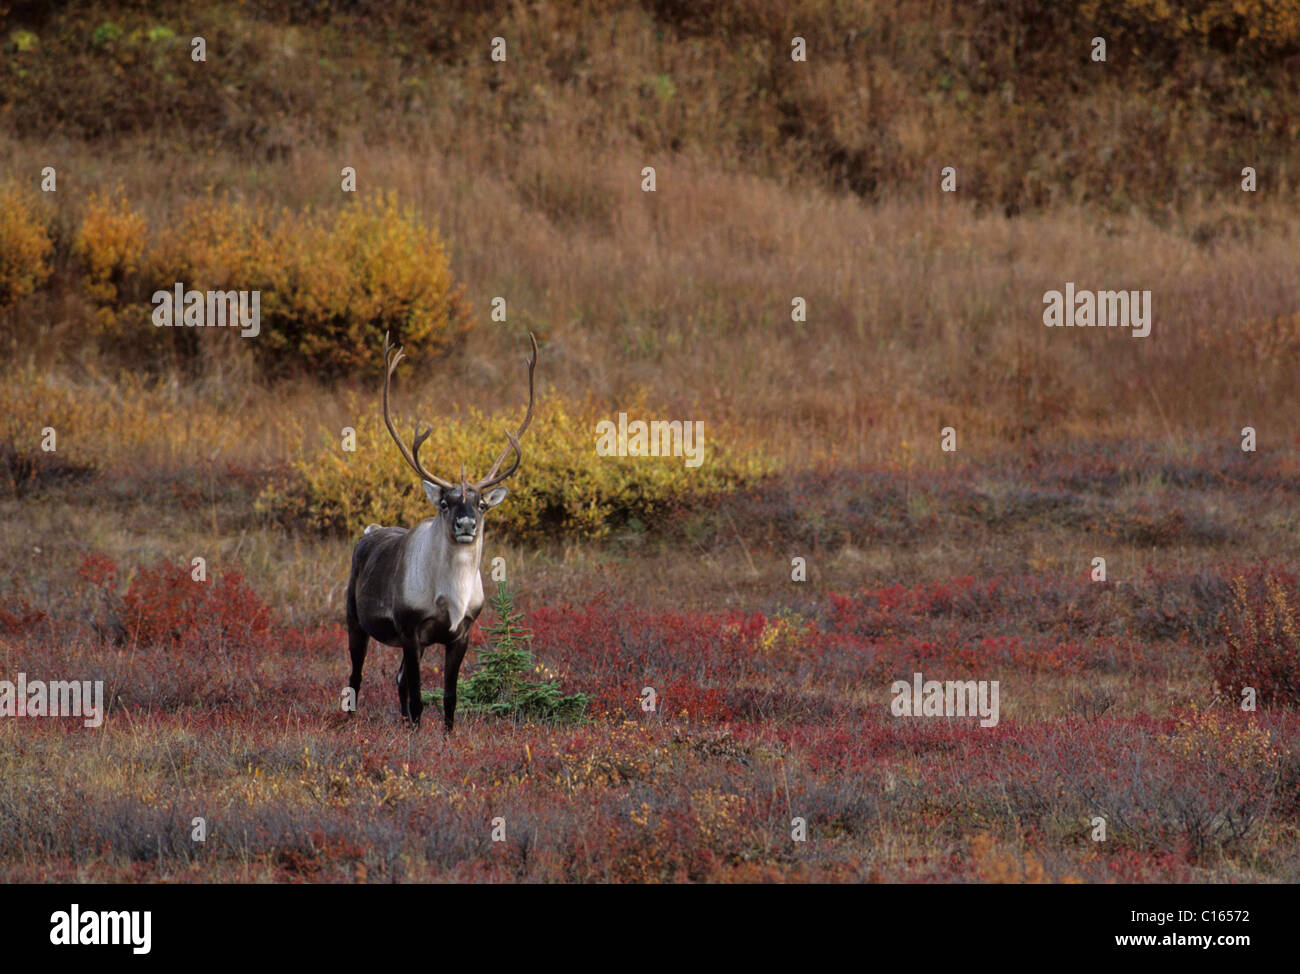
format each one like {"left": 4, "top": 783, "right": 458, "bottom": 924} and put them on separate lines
{"left": 423, "top": 581, "right": 588, "bottom": 723}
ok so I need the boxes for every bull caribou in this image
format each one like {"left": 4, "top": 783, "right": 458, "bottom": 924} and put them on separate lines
{"left": 345, "top": 331, "right": 537, "bottom": 730}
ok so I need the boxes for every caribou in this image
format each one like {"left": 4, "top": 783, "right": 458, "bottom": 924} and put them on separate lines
{"left": 345, "top": 331, "right": 537, "bottom": 730}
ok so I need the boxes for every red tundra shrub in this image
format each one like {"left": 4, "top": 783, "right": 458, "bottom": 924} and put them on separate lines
{"left": 528, "top": 601, "right": 757, "bottom": 722}
{"left": 121, "top": 559, "right": 273, "bottom": 648}
{"left": 1211, "top": 567, "right": 1300, "bottom": 708}
{"left": 76, "top": 552, "right": 119, "bottom": 588}
{"left": 0, "top": 599, "right": 46, "bottom": 634}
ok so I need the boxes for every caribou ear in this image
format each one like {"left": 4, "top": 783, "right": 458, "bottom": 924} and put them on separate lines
{"left": 482, "top": 486, "right": 508, "bottom": 508}
{"left": 422, "top": 481, "right": 444, "bottom": 506}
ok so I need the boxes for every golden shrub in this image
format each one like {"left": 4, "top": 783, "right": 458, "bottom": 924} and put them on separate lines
{"left": 146, "top": 197, "right": 272, "bottom": 289}
{"left": 756, "top": 610, "right": 814, "bottom": 657}
{"left": 73, "top": 190, "right": 149, "bottom": 332}
{"left": 0, "top": 181, "right": 53, "bottom": 309}
{"left": 80, "top": 191, "right": 470, "bottom": 373}
{"left": 1165, "top": 708, "right": 1277, "bottom": 775}
{"left": 257, "top": 393, "right": 774, "bottom": 542}
{"left": 970, "top": 833, "right": 1051, "bottom": 884}
{"left": 692, "top": 789, "right": 746, "bottom": 844}
{"left": 1083, "top": 0, "right": 1300, "bottom": 51}
{"left": 260, "top": 192, "right": 471, "bottom": 375}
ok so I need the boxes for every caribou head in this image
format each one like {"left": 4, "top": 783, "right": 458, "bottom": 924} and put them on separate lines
{"left": 382, "top": 330, "right": 536, "bottom": 545}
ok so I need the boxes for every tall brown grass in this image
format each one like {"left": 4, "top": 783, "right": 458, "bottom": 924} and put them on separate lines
{"left": 4, "top": 130, "right": 1296, "bottom": 471}
{"left": 1, "top": 0, "right": 1297, "bottom": 473}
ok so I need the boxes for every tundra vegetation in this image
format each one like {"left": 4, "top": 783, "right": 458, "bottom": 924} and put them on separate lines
{"left": 1, "top": 0, "right": 1299, "bottom": 882}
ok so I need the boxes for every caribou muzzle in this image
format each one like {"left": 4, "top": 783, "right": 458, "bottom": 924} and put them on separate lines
{"left": 452, "top": 516, "right": 478, "bottom": 543}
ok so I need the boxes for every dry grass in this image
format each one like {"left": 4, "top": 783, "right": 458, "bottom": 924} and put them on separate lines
{"left": 4, "top": 131, "right": 1299, "bottom": 474}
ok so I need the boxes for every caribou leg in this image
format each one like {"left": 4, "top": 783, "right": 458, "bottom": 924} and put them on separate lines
{"left": 443, "top": 634, "right": 470, "bottom": 732}
{"left": 396, "top": 657, "right": 408, "bottom": 720}
{"left": 402, "top": 640, "right": 424, "bottom": 727}
{"left": 346, "top": 624, "right": 368, "bottom": 715}
{"left": 345, "top": 590, "right": 369, "bottom": 716}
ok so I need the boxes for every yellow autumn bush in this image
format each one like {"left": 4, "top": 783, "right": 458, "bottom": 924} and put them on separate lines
{"left": 1164, "top": 709, "right": 1277, "bottom": 774}
{"left": 257, "top": 393, "right": 775, "bottom": 542}
{"left": 1083, "top": 0, "right": 1300, "bottom": 52}
{"left": 76, "top": 191, "right": 471, "bottom": 373}
{"left": 261, "top": 192, "right": 471, "bottom": 375}
{"left": 146, "top": 196, "right": 273, "bottom": 289}
{"left": 0, "top": 181, "right": 53, "bottom": 309}
{"left": 72, "top": 190, "right": 149, "bottom": 333}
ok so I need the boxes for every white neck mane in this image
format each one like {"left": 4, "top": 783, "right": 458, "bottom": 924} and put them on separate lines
{"left": 402, "top": 519, "right": 485, "bottom": 631}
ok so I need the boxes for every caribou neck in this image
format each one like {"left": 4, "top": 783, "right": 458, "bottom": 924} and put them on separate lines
{"left": 402, "top": 517, "right": 484, "bottom": 631}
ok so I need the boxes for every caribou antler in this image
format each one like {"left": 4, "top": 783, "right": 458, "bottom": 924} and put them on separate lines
{"left": 382, "top": 332, "right": 454, "bottom": 490}
{"left": 475, "top": 332, "right": 538, "bottom": 491}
